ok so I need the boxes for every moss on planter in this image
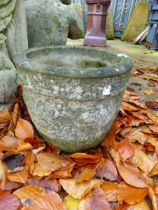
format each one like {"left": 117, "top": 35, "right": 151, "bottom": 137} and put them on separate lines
{"left": 121, "top": 2, "right": 148, "bottom": 41}
{"left": 106, "top": 9, "right": 115, "bottom": 40}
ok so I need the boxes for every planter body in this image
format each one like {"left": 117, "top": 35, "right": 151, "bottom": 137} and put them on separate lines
{"left": 84, "top": 0, "right": 111, "bottom": 47}
{"left": 14, "top": 46, "right": 133, "bottom": 153}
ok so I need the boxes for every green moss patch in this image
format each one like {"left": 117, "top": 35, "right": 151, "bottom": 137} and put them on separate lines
{"left": 106, "top": 9, "right": 115, "bottom": 40}
{"left": 121, "top": 2, "right": 148, "bottom": 41}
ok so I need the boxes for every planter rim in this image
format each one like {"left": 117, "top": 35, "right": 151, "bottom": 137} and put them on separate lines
{"left": 14, "top": 46, "right": 133, "bottom": 79}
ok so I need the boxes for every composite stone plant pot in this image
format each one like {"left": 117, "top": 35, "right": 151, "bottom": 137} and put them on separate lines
{"left": 14, "top": 46, "right": 133, "bottom": 153}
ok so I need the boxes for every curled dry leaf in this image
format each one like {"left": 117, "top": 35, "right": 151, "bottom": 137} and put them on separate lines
{"left": 148, "top": 124, "right": 158, "bottom": 134}
{"left": 36, "top": 152, "right": 71, "bottom": 172}
{"left": 24, "top": 192, "right": 66, "bottom": 210}
{"left": 0, "top": 191, "right": 22, "bottom": 210}
{"left": 16, "top": 141, "right": 33, "bottom": 152}
{"left": 59, "top": 178, "right": 104, "bottom": 199}
{"left": 110, "top": 149, "right": 147, "bottom": 188}
{"left": 118, "top": 139, "right": 135, "bottom": 161}
{"left": 96, "top": 158, "right": 119, "bottom": 181}
{"left": 101, "top": 182, "right": 148, "bottom": 205}
{"left": 15, "top": 118, "right": 34, "bottom": 139}
{"left": 130, "top": 148, "right": 156, "bottom": 174}
{"left": 75, "top": 168, "right": 96, "bottom": 183}
{"left": 79, "top": 188, "right": 113, "bottom": 210}
{"left": 51, "top": 162, "right": 75, "bottom": 179}
{"left": 124, "top": 128, "right": 147, "bottom": 144}
{"left": 69, "top": 151, "right": 102, "bottom": 163}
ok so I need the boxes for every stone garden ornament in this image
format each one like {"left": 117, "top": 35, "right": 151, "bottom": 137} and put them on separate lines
{"left": 0, "top": 0, "right": 28, "bottom": 109}
{"left": 26, "top": 0, "right": 84, "bottom": 47}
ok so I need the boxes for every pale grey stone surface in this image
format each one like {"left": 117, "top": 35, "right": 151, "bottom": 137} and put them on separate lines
{"left": 0, "top": 0, "right": 28, "bottom": 108}
{"left": 26, "top": 0, "right": 84, "bottom": 47}
{"left": 0, "top": 52, "right": 16, "bottom": 104}
{"left": 14, "top": 46, "right": 133, "bottom": 153}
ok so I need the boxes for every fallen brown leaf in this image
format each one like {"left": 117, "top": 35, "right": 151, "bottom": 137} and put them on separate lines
{"left": 79, "top": 188, "right": 113, "bottom": 210}
{"left": 59, "top": 178, "right": 104, "bottom": 199}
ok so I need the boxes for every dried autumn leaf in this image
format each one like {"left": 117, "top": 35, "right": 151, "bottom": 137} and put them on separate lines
{"left": 0, "top": 109, "right": 11, "bottom": 123}
{"left": 36, "top": 152, "right": 70, "bottom": 171}
{"left": 110, "top": 149, "right": 147, "bottom": 188}
{"left": 144, "top": 90, "right": 154, "bottom": 95}
{"left": 0, "top": 134, "right": 22, "bottom": 152}
{"left": 16, "top": 141, "right": 33, "bottom": 152}
{"left": 118, "top": 139, "right": 135, "bottom": 161}
{"left": 96, "top": 158, "right": 118, "bottom": 181}
{"left": 148, "top": 124, "right": 158, "bottom": 134}
{"left": 123, "top": 91, "right": 140, "bottom": 100}
{"left": 32, "top": 162, "right": 52, "bottom": 177}
{"left": 24, "top": 192, "right": 66, "bottom": 210}
{"left": 130, "top": 148, "right": 156, "bottom": 174}
{"left": 79, "top": 188, "right": 113, "bottom": 210}
{"left": 116, "top": 200, "right": 150, "bottom": 210}
{"left": 51, "top": 162, "right": 75, "bottom": 179}
{"left": 150, "top": 163, "right": 158, "bottom": 176}
{"left": 121, "top": 101, "right": 140, "bottom": 112}
{"left": 102, "top": 121, "right": 121, "bottom": 148}
{"left": 146, "top": 101, "right": 158, "bottom": 111}
{"left": 124, "top": 128, "right": 147, "bottom": 144}
{"left": 101, "top": 182, "right": 118, "bottom": 202}
{"left": 27, "top": 177, "right": 59, "bottom": 192}
{"left": 75, "top": 168, "right": 96, "bottom": 183}
{"left": 59, "top": 178, "right": 104, "bottom": 199}
{"left": 64, "top": 195, "right": 80, "bottom": 210}
{"left": 15, "top": 118, "right": 34, "bottom": 139}
{"left": 101, "top": 182, "right": 148, "bottom": 204}
{"left": 148, "top": 187, "right": 158, "bottom": 210}
{"left": 0, "top": 191, "right": 22, "bottom": 210}
{"left": 14, "top": 185, "right": 44, "bottom": 205}
{"left": 7, "top": 165, "right": 29, "bottom": 184}
{"left": 69, "top": 151, "right": 102, "bottom": 163}
{"left": 117, "top": 183, "right": 148, "bottom": 205}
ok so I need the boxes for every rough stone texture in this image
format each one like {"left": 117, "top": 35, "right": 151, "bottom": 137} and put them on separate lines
{"left": 26, "top": 0, "right": 84, "bottom": 47}
{"left": 0, "top": 52, "right": 16, "bottom": 104}
{"left": 0, "top": 0, "right": 28, "bottom": 108}
{"left": 14, "top": 46, "right": 133, "bottom": 153}
{"left": 6, "top": 0, "right": 28, "bottom": 58}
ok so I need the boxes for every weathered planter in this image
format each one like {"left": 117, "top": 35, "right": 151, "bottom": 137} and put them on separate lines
{"left": 14, "top": 46, "right": 133, "bottom": 153}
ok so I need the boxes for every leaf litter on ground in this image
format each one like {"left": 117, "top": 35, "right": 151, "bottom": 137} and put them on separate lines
{"left": 0, "top": 65, "right": 158, "bottom": 209}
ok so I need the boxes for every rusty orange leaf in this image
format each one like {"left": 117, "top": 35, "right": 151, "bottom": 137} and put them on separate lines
{"left": 101, "top": 182, "right": 148, "bottom": 205}
{"left": 75, "top": 168, "right": 96, "bottom": 183}
{"left": 118, "top": 139, "right": 135, "bottom": 161}
{"left": 8, "top": 165, "right": 29, "bottom": 184}
{"left": 15, "top": 118, "right": 34, "bottom": 139}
